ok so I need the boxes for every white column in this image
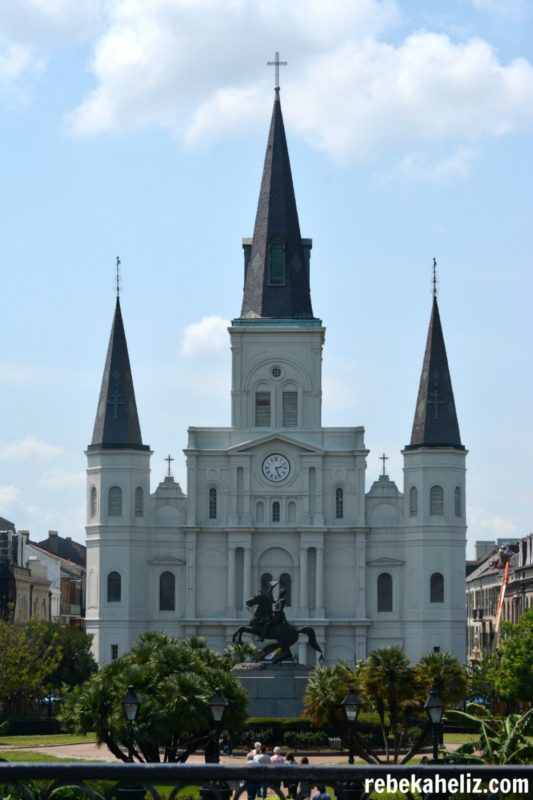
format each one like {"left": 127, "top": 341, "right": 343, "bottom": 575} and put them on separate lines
{"left": 227, "top": 545, "right": 236, "bottom": 615}
{"left": 299, "top": 545, "right": 308, "bottom": 613}
{"left": 316, "top": 545, "right": 324, "bottom": 616}
{"left": 185, "top": 529, "right": 197, "bottom": 617}
{"left": 243, "top": 546, "right": 252, "bottom": 603}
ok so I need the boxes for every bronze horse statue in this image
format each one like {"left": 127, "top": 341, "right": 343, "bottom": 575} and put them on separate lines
{"left": 232, "top": 583, "right": 322, "bottom": 663}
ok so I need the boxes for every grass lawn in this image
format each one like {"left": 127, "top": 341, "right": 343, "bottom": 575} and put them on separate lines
{"left": 0, "top": 751, "right": 82, "bottom": 763}
{"left": 0, "top": 733, "right": 97, "bottom": 747}
{"left": 443, "top": 732, "right": 477, "bottom": 744}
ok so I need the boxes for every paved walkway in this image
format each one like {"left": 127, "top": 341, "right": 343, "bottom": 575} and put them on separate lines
{"left": 0, "top": 743, "right": 351, "bottom": 764}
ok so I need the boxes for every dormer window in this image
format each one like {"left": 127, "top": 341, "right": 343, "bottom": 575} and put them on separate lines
{"left": 269, "top": 241, "right": 286, "bottom": 285}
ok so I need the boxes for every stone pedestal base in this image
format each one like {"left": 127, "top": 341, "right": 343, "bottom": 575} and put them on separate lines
{"left": 233, "top": 662, "right": 313, "bottom": 718}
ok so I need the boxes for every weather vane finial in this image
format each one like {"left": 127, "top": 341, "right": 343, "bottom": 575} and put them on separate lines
{"left": 116, "top": 256, "right": 121, "bottom": 299}
{"left": 267, "top": 51, "right": 287, "bottom": 92}
{"left": 432, "top": 257, "right": 438, "bottom": 299}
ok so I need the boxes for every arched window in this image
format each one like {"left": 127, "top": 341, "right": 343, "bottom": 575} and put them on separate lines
{"left": 272, "top": 501, "right": 280, "bottom": 522}
{"left": 429, "top": 485, "right": 444, "bottom": 516}
{"left": 280, "top": 573, "right": 292, "bottom": 607}
{"left": 209, "top": 488, "right": 217, "bottom": 519}
{"left": 107, "top": 571, "right": 121, "bottom": 602}
{"left": 454, "top": 486, "right": 461, "bottom": 517}
{"left": 255, "top": 391, "right": 271, "bottom": 427}
{"left": 159, "top": 571, "right": 175, "bottom": 611}
{"left": 282, "top": 391, "right": 298, "bottom": 427}
{"left": 430, "top": 572, "right": 444, "bottom": 603}
{"left": 409, "top": 486, "right": 418, "bottom": 516}
{"left": 261, "top": 573, "right": 273, "bottom": 593}
{"left": 269, "top": 241, "right": 286, "bottom": 285}
{"left": 335, "top": 488, "right": 344, "bottom": 519}
{"left": 90, "top": 486, "right": 97, "bottom": 517}
{"left": 377, "top": 572, "right": 393, "bottom": 612}
{"left": 108, "top": 486, "right": 122, "bottom": 517}
{"left": 134, "top": 487, "right": 144, "bottom": 516}
{"left": 256, "top": 501, "right": 265, "bottom": 523}
{"left": 288, "top": 501, "right": 296, "bottom": 523}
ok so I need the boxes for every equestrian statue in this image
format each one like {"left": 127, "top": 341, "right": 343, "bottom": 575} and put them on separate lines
{"left": 232, "top": 579, "right": 322, "bottom": 663}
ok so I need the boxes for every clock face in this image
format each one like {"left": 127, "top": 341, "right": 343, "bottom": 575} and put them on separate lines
{"left": 262, "top": 453, "right": 290, "bottom": 482}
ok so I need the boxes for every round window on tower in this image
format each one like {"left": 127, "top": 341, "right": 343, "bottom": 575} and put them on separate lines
{"left": 271, "top": 366, "right": 282, "bottom": 379}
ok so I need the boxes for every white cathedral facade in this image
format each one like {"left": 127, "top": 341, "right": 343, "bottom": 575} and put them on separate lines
{"left": 85, "top": 90, "right": 467, "bottom": 667}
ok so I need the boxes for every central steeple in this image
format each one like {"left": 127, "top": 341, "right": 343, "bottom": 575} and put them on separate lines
{"left": 240, "top": 90, "right": 315, "bottom": 320}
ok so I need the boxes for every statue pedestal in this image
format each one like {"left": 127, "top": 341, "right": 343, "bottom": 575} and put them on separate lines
{"left": 233, "top": 662, "right": 313, "bottom": 718}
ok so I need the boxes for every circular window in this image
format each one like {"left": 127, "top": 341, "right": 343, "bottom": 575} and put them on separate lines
{"left": 271, "top": 366, "right": 282, "bottom": 379}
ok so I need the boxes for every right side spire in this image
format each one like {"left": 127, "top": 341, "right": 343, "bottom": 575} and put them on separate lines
{"left": 407, "top": 269, "right": 464, "bottom": 450}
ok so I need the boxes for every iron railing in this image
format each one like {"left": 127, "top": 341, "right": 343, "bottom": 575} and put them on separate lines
{"left": 0, "top": 763, "right": 532, "bottom": 800}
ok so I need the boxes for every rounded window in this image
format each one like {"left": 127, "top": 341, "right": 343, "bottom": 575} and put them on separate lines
{"left": 271, "top": 366, "right": 282, "bottom": 379}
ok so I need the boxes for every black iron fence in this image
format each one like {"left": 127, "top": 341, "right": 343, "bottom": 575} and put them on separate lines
{"left": 0, "top": 763, "right": 531, "bottom": 800}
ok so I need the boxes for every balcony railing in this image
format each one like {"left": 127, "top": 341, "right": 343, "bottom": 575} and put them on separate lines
{"left": 0, "top": 762, "right": 531, "bottom": 800}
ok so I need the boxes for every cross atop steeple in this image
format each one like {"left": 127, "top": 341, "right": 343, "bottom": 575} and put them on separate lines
{"left": 116, "top": 256, "right": 121, "bottom": 298}
{"left": 380, "top": 453, "right": 389, "bottom": 477}
{"left": 267, "top": 51, "right": 287, "bottom": 91}
{"left": 432, "top": 257, "right": 438, "bottom": 299}
{"left": 165, "top": 454, "right": 174, "bottom": 478}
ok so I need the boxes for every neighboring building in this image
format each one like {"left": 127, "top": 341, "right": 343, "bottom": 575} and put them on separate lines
{"left": 0, "top": 519, "right": 50, "bottom": 622}
{"left": 466, "top": 533, "right": 533, "bottom": 662}
{"left": 85, "top": 88, "right": 467, "bottom": 666}
{"left": 0, "top": 520, "right": 85, "bottom": 626}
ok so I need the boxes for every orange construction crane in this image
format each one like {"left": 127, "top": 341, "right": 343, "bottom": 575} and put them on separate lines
{"left": 494, "top": 559, "right": 511, "bottom": 633}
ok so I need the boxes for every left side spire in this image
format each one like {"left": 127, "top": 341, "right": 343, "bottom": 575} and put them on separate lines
{"left": 90, "top": 294, "right": 148, "bottom": 450}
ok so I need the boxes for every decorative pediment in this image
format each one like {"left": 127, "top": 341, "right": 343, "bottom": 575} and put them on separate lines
{"left": 227, "top": 432, "right": 323, "bottom": 455}
{"left": 148, "top": 556, "right": 185, "bottom": 566}
{"left": 366, "top": 557, "right": 404, "bottom": 567}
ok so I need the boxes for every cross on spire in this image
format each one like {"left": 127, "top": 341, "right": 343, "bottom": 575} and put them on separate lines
{"left": 267, "top": 51, "right": 287, "bottom": 91}
{"left": 380, "top": 453, "right": 389, "bottom": 477}
{"left": 432, "top": 257, "right": 438, "bottom": 299}
{"left": 116, "top": 256, "right": 121, "bottom": 298}
{"left": 165, "top": 454, "right": 174, "bottom": 478}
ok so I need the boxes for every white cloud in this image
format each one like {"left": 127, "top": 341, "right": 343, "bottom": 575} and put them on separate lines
{"left": 0, "top": 0, "right": 104, "bottom": 48}
{"left": 0, "top": 484, "right": 22, "bottom": 510}
{"left": 384, "top": 145, "right": 479, "bottom": 184}
{"left": 467, "top": 506, "right": 521, "bottom": 540}
{"left": 38, "top": 468, "right": 85, "bottom": 490}
{"left": 0, "top": 364, "right": 31, "bottom": 384}
{"left": 0, "top": 436, "right": 64, "bottom": 463}
{"left": 180, "top": 315, "right": 230, "bottom": 358}
{"left": 62, "top": 0, "right": 533, "bottom": 171}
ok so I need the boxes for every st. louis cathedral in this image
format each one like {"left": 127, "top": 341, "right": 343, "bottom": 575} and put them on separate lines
{"left": 85, "top": 86, "right": 467, "bottom": 667}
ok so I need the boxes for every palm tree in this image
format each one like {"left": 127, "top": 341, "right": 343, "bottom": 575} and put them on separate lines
{"left": 359, "top": 646, "right": 415, "bottom": 762}
{"left": 60, "top": 632, "right": 248, "bottom": 762}
{"left": 414, "top": 651, "right": 468, "bottom": 706}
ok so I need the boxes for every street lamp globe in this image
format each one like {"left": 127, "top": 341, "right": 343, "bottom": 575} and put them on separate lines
{"left": 122, "top": 685, "right": 141, "bottom": 722}
{"left": 208, "top": 688, "right": 228, "bottom": 724}
{"left": 341, "top": 689, "right": 362, "bottom": 723}
{"left": 424, "top": 688, "right": 445, "bottom": 726}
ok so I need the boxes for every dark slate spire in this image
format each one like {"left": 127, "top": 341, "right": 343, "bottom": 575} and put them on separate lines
{"left": 90, "top": 298, "right": 148, "bottom": 450}
{"left": 240, "top": 91, "right": 314, "bottom": 319}
{"left": 407, "top": 296, "right": 464, "bottom": 450}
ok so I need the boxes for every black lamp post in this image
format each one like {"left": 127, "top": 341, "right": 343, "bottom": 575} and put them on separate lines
{"left": 208, "top": 688, "right": 228, "bottom": 764}
{"left": 424, "top": 687, "right": 445, "bottom": 762}
{"left": 122, "top": 685, "right": 141, "bottom": 762}
{"left": 342, "top": 689, "right": 362, "bottom": 765}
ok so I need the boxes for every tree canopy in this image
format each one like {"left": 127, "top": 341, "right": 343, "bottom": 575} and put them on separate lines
{"left": 493, "top": 608, "right": 533, "bottom": 705}
{"left": 60, "top": 632, "right": 248, "bottom": 762}
{"left": 0, "top": 620, "right": 60, "bottom": 717}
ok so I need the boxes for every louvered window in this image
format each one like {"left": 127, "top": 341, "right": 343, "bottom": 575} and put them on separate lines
{"left": 282, "top": 391, "right": 298, "bottom": 427}
{"left": 454, "top": 486, "right": 461, "bottom": 517}
{"left": 90, "top": 486, "right": 97, "bottom": 517}
{"left": 269, "top": 242, "right": 286, "bottom": 285}
{"left": 409, "top": 486, "right": 418, "bottom": 516}
{"left": 135, "top": 487, "right": 144, "bottom": 516}
{"left": 255, "top": 392, "right": 271, "bottom": 427}
{"left": 108, "top": 486, "right": 122, "bottom": 516}
{"left": 430, "top": 485, "right": 444, "bottom": 516}
{"left": 272, "top": 501, "right": 280, "bottom": 522}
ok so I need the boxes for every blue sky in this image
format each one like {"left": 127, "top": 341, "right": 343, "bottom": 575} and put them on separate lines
{"left": 1, "top": 0, "right": 532, "bottom": 557}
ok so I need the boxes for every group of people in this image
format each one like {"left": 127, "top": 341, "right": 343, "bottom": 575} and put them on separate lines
{"left": 245, "top": 743, "right": 330, "bottom": 800}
